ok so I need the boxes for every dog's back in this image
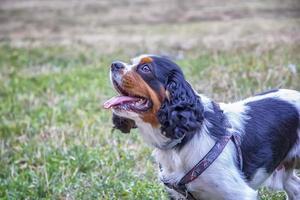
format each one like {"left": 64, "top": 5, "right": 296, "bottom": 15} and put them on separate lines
{"left": 222, "top": 89, "right": 300, "bottom": 199}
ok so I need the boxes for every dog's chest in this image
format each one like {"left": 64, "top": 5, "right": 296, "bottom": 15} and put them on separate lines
{"left": 152, "top": 136, "right": 254, "bottom": 200}
{"left": 157, "top": 161, "right": 227, "bottom": 200}
{"left": 153, "top": 148, "right": 227, "bottom": 200}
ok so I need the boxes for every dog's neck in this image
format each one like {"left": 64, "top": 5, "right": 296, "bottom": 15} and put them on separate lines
{"left": 153, "top": 128, "right": 216, "bottom": 182}
{"left": 136, "top": 95, "right": 223, "bottom": 151}
{"left": 134, "top": 94, "right": 231, "bottom": 185}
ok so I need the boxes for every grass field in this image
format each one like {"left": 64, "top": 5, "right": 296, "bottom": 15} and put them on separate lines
{"left": 1, "top": 0, "right": 300, "bottom": 199}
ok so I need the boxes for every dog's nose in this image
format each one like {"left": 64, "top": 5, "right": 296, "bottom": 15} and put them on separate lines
{"left": 111, "top": 61, "right": 124, "bottom": 72}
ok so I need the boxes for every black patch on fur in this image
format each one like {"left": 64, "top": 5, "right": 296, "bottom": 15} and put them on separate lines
{"left": 241, "top": 98, "right": 299, "bottom": 180}
{"left": 157, "top": 72, "right": 204, "bottom": 147}
{"left": 203, "top": 102, "right": 230, "bottom": 139}
{"left": 150, "top": 56, "right": 232, "bottom": 149}
{"left": 153, "top": 57, "right": 204, "bottom": 149}
{"left": 112, "top": 113, "right": 137, "bottom": 133}
{"left": 136, "top": 62, "right": 163, "bottom": 93}
{"left": 255, "top": 89, "right": 279, "bottom": 96}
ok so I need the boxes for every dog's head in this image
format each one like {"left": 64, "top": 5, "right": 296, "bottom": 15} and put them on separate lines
{"left": 104, "top": 55, "right": 204, "bottom": 146}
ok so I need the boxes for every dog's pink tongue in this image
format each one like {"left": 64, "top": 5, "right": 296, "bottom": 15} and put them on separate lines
{"left": 103, "top": 96, "right": 138, "bottom": 109}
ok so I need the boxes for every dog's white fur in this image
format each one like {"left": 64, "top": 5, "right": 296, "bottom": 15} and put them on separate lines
{"left": 111, "top": 56, "right": 300, "bottom": 200}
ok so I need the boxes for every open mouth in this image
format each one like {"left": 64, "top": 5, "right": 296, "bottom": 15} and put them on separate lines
{"left": 103, "top": 80, "right": 152, "bottom": 112}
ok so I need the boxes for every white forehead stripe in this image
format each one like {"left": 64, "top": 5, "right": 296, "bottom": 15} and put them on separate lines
{"left": 131, "top": 54, "right": 154, "bottom": 65}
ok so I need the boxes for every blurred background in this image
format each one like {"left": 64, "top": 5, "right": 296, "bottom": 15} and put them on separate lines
{"left": 0, "top": 0, "right": 299, "bottom": 199}
{"left": 1, "top": 0, "right": 300, "bottom": 55}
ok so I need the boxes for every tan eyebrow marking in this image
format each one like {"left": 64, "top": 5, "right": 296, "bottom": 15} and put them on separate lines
{"left": 140, "top": 57, "right": 153, "bottom": 64}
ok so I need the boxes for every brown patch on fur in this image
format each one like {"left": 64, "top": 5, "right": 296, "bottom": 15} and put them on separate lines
{"left": 122, "top": 71, "right": 165, "bottom": 126}
{"left": 140, "top": 57, "right": 153, "bottom": 64}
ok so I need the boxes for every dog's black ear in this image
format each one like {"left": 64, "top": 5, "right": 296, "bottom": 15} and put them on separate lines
{"left": 157, "top": 72, "right": 204, "bottom": 139}
{"left": 112, "top": 113, "right": 137, "bottom": 133}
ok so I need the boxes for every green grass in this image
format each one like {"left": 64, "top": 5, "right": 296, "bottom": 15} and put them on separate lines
{"left": 0, "top": 44, "right": 299, "bottom": 199}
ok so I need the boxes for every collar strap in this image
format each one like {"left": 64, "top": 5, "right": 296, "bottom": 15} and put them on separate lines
{"left": 163, "top": 134, "right": 243, "bottom": 199}
{"left": 178, "top": 134, "right": 232, "bottom": 185}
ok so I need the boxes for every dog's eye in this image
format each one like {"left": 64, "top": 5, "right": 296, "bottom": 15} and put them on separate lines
{"left": 140, "top": 64, "right": 151, "bottom": 73}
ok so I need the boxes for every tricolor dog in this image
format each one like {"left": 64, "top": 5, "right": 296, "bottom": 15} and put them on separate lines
{"left": 104, "top": 55, "right": 300, "bottom": 200}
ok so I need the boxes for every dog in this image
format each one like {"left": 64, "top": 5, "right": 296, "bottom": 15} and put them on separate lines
{"left": 104, "top": 55, "right": 300, "bottom": 200}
